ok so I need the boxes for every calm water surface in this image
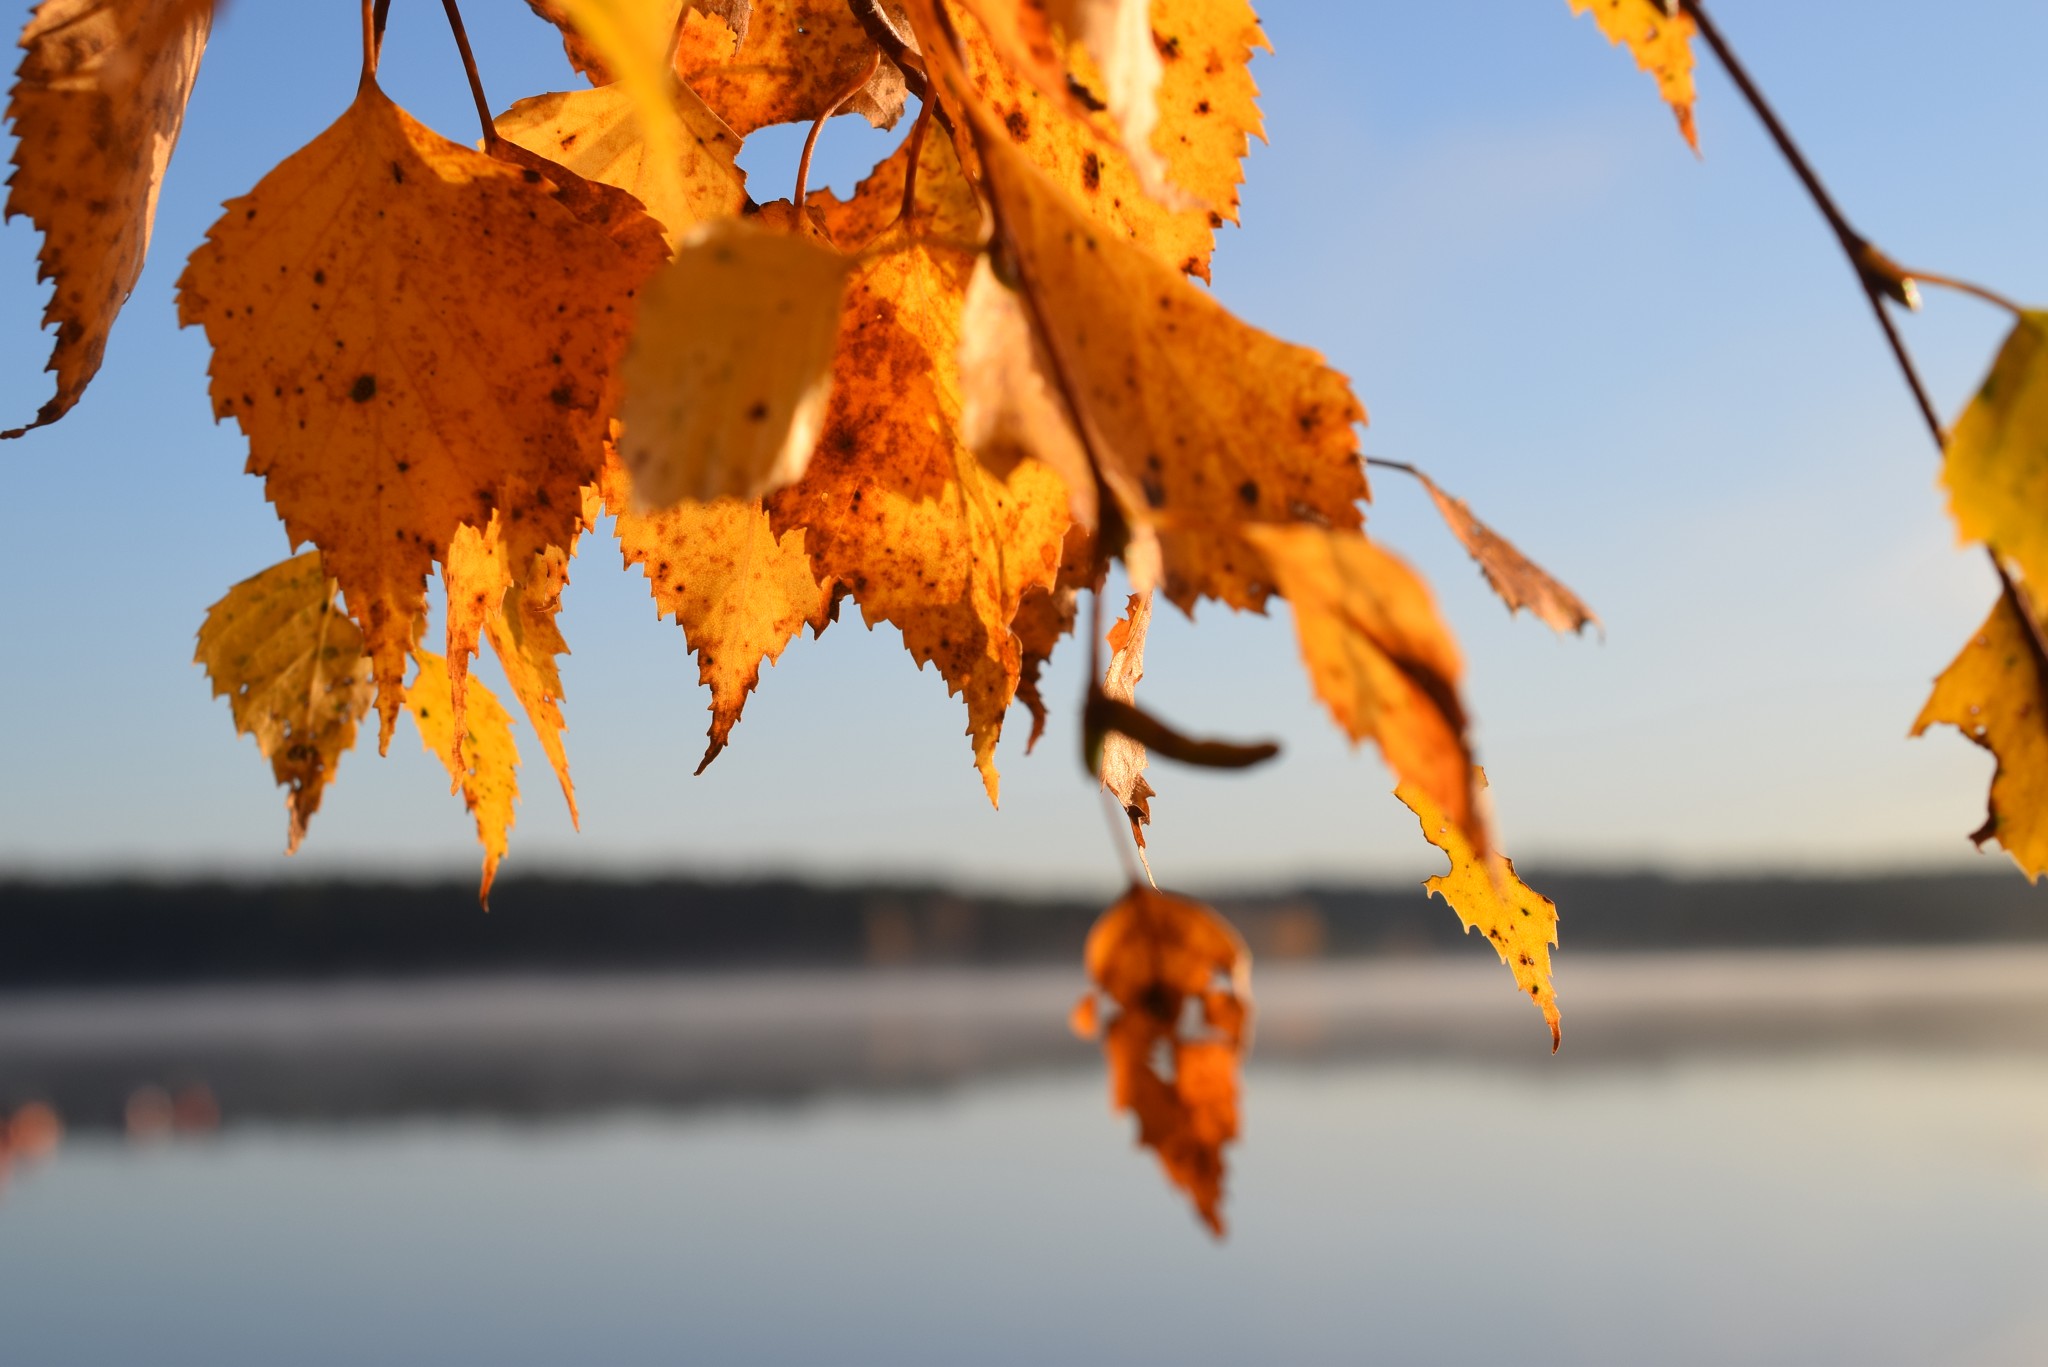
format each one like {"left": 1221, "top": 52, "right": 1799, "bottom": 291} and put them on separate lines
{"left": 4, "top": 953, "right": 2048, "bottom": 1365}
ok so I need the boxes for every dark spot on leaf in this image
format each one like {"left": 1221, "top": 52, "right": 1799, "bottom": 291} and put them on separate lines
{"left": 350, "top": 374, "right": 377, "bottom": 403}
{"left": 1005, "top": 109, "right": 1030, "bottom": 142}
{"left": 1238, "top": 480, "right": 1258, "bottom": 507}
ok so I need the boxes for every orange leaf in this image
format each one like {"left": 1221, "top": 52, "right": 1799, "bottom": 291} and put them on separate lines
{"left": 4, "top": 0, "right": 212, "bottom": 437}
{"left": 176, "top": 78, "right": 665, "bottom": 751}
{"left": 1243, "top": 524, "right": 1478, "bottom": 848}
{"left": 1568, "top": 0, "right": 1699, "bottom": 151}
{"left": 676, "top": 0, "right": 910, "bottom": 136}
{"left": 1389, "top": 460, "right": 1599, "bottom": 635}
{"left": 1011, "top": 525, "right": 1096, "bottom": 751}
{"left": 602, "top": 452, "right": 836, "bottom": 772}
{"left": 1081, "top": 884, "right": 1251, "bottom": 1236}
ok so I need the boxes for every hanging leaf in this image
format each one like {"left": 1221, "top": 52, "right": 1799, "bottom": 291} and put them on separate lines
{"left": 407, "top": 650, "right": 519, "bottom": 907}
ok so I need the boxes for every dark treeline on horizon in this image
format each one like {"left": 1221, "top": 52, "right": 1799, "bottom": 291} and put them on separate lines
{"left": 2, "top": 870, "right": 2046, "bottom": 988}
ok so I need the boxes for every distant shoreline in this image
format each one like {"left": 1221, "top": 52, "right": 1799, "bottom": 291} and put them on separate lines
{"left": 4, "top": 870, "right": 2047, "bottom": 989}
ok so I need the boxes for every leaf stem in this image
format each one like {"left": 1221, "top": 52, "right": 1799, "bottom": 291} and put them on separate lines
{"left": 370, "top": 0, "right": 392, "bottom": 68}
{"left": 361, "top": 0, "right": 380, "bottom": 83}
{"left": 1904, "top": 270, "right": 2027, "bottom": 317}
{"left": 439, "top": 0, "right": 497, "bottom": 149}
{"left": 794, "top": 50, "right": 882, "bottom": 209}
{"left": 846, "top": 0, "right": 928, "bottom": 100}
{"left": 1679, "top": 0, "right": 2048, "bottom": 675}
{"left": 899, "top": 90, "right": 937, "bottom": 225}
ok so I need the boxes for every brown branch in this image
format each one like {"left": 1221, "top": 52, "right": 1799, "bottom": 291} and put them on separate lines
{"left": 439, "top": 0, "right": 497, "bottom": 148}
{"left": 1680, "top": 0, "right": 2048, "bottom": 671}
{"left": 794, "top": 50, "right": 882, "bottom": 207}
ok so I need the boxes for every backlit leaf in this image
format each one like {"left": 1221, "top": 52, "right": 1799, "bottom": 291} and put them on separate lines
{"left": 176, "top": 78, "right": 665, "bottom": 750}
{"left": 194, "top": 551, "right": 373, "bottom": 854}
{"left": 407, "top": 650, "right": 519, "bottom": 907}
{"left": 1399, "top": 772, "right": 1561, "bottom": 1048}
{"left": 1397, "top": 461, "right": 1599, "bottom": 635}
{"left": 4, "top": 0, "right": 212, "bottom": 437}
{"left": 1912, "top": 586, "right": 2048, "bottom": 881}
{"left": 1942, "top": 312, "right": 2048, "bottom": 596}
{"left": 1077, "top": 884, "right": 1250, "bottom": 1237}
{"left": 1100, "top": 589, "right": 1156, "bottom": 845}
{"left": 1568, "top": 0, "right": 1699, "bottom": 150}
{"left": 675, "top": 0, "right": 909, "bottom": 135}
{"left": 618, "top": 217, "right": 852, "bottom": 507}
{"left": 1243, "top": 524, "right": 1477, "bottom": 847}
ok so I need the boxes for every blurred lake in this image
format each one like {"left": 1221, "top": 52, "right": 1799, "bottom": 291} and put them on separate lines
{"left": 6, "top": 948, "right": 2048, "bottom": 1365}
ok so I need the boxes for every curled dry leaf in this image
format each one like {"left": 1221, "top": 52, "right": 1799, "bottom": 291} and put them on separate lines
{"left": 1913, "top": 586, "right": 2048, "bottom": 880}
{"left": 618, "top": 217, "right": 852, "bottom": 508}
{"left": 4, "top": 0, "right": 212, "bottom": 438}
{"left": 1388, "top": 460, "right": 1599, "bottom": 635}
{"left": 176, "top": 79, "right": 666, "bottom": 750}
{"left": 407, "top": 650, "right": 519, "bottom": 908}
{"left": 1568, "top": 0, "right": 1699, "bottom": 151}
{"left": 601, "top": 452, "right": 836, "bottom": 772}
{"left": 766, "top": 222, "right": 1071, "bottom": 803}
{"left": 1399, "top": 772, "right": 1561, "bottom": 1048}
{"left": 1100, "top": 590, "right": 1156, "bottom": 846}
{"left": 963, "top": 104, "right": 1368, "bottom": 612}
{"left": 1076, "top": 884, "right": 1251, "bottom": 1237}
{"left": 1942, "top": 312, "right": 2048, "bottom": 595}
{"left": 494, "top": 71, "right": 749, "bottom": 250}
{"left": 1243, "top": 524, "right": 1478, "bottom": 849}
{"left": 194, "top": 551, "right": 374, "bottom": 855}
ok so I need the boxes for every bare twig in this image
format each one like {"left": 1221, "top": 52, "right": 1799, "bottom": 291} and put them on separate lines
{"left": 1680, "top": 0, "right": 2048, "bottom": 672}
{"left": 439, "top": 0, "right": 498, "bottom": 148}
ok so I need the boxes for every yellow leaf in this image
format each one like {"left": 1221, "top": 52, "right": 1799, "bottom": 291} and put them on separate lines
{"left": 175, "top": 78, "right": 665, "bottom": 751}
{"left": 1399, "top": 772, "right": 1562, "bottom": 1049}
{"left": 966, "top": 108, "right": 1368, "bottom": 611}
{"left": 1912, "top": 586, "right": 2048, "bottom": 880}
{"left": 1242, "top": 524, "right": 1477, "bottom": 847}
{"left": 1568, "top": 0, "right": 1699, "bottom": 151}
{"left": 407, "top": 650, "right": 519, "bottom": 907}
{"left": 525, "top": 0, "right": 684, "bottom": 85}
{"left": 1100, "top": 590, "right": 1156, "bottom": 846}
{"left": 495, "top": 76, "right": 748, "bottom": 250}
{"left": 958, "top": 256, "right": 1098, "bottom": 529}
{"left": 803, "top": 99, "right": 984, "bottom": 249}
{"left": 194, "top": 551, "right": 373, "bottom": 854}
{"left": 1942, "top": 312, "right": 2048, "bottom": 594}
{"left": 765, "top": 227, "right": 1071, "bottom": 802}
{"left": 1149, "top": 0, "right": 1269, "bottom": 228}
{"left": 1080, "top": 884, "right": 1250, "bottom": 1237}
{"left": 4, "top": 0, "right": 212, "bottom": 437}
{"left": 1046, "top": 0, "right": 1170, "bottom": 203}
{"left": 443, "top": 520, "right": 583, "bottom": 825}
{"left": 617, "top": 218, "right": 852, "bottom": 507}
{"left": 1011, "top": 524, "right": 1095, "bottom": 750}
{"left": 601, "top": 452, "right": 836, "bottom": 771}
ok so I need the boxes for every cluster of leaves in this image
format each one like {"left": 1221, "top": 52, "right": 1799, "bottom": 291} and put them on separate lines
{"left": 22, "top": 0, "right": 2032, "bottom": 1233}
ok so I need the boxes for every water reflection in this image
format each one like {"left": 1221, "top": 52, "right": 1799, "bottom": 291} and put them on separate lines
{"left": 3, "top": 950, "right": 2048, "bottom": 1365}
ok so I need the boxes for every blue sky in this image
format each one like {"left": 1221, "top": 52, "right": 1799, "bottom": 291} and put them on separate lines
{"left": 1, "top": 0, "right": 2043, "bottom": 894}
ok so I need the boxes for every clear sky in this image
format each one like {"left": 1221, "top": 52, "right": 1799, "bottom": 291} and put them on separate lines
{"left": 1, "top": 0, "right": 2043, "bottom": 895}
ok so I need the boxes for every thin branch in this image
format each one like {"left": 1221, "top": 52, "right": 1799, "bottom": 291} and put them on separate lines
{"left": 1680, "top": 0, "right": 2048, "bottom": 671}
{"left": 440, "top": 0, "right": 498, "bottom": 148}
{"left": 794, "top": 50, "right": 882, "bottom": 207}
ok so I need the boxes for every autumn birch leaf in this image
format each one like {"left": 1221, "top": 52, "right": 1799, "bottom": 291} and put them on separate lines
{"left": 4, "top": 0, "right": 213, "bottom": 438}
{"left": 618, "top": 218, "right": 852, "bottom": 508}
{"left": 1568, "top": 0, "right": 1700, "bottom": 151}
{"left": 1941, "top": 312, "right": 2048, "bottom": 592}
{"left": 175, "top": 78, "right": 665, "bottom": 752}
{"left": 495, "top": 75, "right": 748, "bottom": 249}
{"left": 1242, "top": 524, "right": 1478, "bottom": 847}
{"left": 766, "top": 226, "right": 1071, "bottom": 802}
{"left": 194, "top": 551, "right": 373, "bottom": 855}
{"left": 671, "top": 0, "right": 910, "bottom": 135}
{"left": 1912, "top": 587, "right": 2048, "bottom": 880}
{"left": 601, "top": 452, "right": 835, "bottom": 772}
{"left": 804, "top": 104, "right": 984, "bottom": 250}
{"left": 526, "top": 0, "right": 684, "bottom": 84}
{"left": 1399, "top": 772, "right": 1561, "bottom": 1049}
{"left": 1382, "top": 459, "right": 1599, "bottom": 635}
{"left": 965, "top": 111, "right": 1367, "bottom": 612}
{"left": 1100, "top": 590, "right": 1156, "bottom": 846}
{"left": 407, "top": 650, "right": 519, "bottom": 908}
{"left": 1148, "top": 0, "right": 1269, "bottom": 230}
{"left": 1045, "top": 0, "right": 1171, "bottom": 204}
{"left": 952, "top": 1, "right": 1217, "bottom": 280}
{"left": 1077, "top": 884, "right": 1251, "bottom": 1237}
